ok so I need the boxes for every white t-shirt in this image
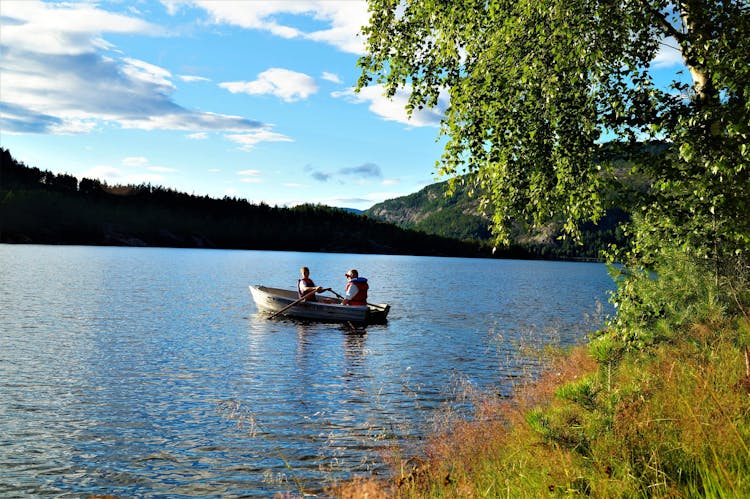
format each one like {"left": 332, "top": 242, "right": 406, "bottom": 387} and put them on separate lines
{"left": 344, "top": 283, "right": 359, "bottom": 300}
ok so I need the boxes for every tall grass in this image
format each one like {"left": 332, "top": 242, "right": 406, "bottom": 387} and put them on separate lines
{"left": 332, "top": 251, "right": 750, "bottom": 498}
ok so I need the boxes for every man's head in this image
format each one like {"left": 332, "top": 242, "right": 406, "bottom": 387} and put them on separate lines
{"left": 346, "top": 269, "right": 358, "bottom": 279}
{"left": 301, "top": 266, "right": 310, "bottom": 277}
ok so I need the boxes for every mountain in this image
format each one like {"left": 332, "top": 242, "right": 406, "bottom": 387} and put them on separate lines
{"left": 365, "top": 178, "right": 630, "bottom": 260}
{"left": 365, "top": 180, "right": 492, "bottom": 241}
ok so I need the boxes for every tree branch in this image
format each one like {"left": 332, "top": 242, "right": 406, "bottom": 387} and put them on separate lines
{"left": 635, "top": 0, "right": 685, "bottom": 42}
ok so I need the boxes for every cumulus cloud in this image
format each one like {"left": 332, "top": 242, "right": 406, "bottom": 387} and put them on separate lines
{"left": 220, "top": 68, "right": 319, "bottom": 102}
{"left": 1, "top": 1, "right": 159, "bottom": 56}
{"left": 332, "top": 85, "right": 447, "bottom": 127}
{"left": 184, "top": 0, "right": 369, "bottom": 54}
{"left": 0, "top": 1, "right": 274, "bottom": 139}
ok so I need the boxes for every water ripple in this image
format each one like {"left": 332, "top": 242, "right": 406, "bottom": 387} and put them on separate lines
{"left": 0, "top": 245, "right": 614, "bottom": 496}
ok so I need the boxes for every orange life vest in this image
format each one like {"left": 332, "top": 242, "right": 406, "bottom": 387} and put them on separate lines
{"left": 345, "top": 277, "right": 369, "bottom": 305}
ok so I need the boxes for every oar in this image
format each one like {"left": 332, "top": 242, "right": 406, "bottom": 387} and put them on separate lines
{"left": 325, "top": 289, "right": 388, "bottom": 310}
{"left": 268, "top": 289, "right": 317, "bottom": 319}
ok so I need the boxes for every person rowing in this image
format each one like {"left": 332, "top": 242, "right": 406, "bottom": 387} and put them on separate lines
{"left": 298, "top": 266, "right": 329, "bottom": 302}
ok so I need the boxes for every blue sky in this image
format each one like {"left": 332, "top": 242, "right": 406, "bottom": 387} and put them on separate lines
{"left": 1, "top": 1, "right": 685, "bottom": 210}
{"left": 0, "top": 0, "right": 450, "bottom": 210}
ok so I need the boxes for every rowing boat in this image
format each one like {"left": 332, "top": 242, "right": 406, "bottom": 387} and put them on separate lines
{"left": 249, "top": 285, "right": 390, "bottom": 323}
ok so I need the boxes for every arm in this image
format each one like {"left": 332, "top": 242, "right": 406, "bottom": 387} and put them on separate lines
{"left": 342, "top": 283, "right": 358, "bottom": 304}
{"left": 299, "top": 279, "right": 324, "bottom": 294}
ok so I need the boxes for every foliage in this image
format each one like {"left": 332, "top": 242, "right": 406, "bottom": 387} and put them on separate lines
{"left": 604, "top": 245, "right": 750, "bottom": 351}
{"left": 358, "top": 0, "right": 750, "bottom": 265}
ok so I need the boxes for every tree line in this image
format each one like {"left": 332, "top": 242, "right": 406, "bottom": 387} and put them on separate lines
{"left": 0, "top": 148, "right": 536, "bottom": 258}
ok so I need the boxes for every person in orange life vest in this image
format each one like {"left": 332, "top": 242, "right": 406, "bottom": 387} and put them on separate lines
{"left": 342, "top": 269, "right": 369, "bottom": 306}
{"left": 298, "top": 266, "right": 328, "bottom": 302}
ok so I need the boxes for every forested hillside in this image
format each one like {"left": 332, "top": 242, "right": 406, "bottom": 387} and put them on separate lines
{"left": 0, "top": 148, "right": 529, "bottom": 258}
{"left": 365, "top": 178, "right": 629, "bottom": 260}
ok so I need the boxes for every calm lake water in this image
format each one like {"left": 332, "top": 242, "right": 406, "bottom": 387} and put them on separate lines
{"left": 0, "top": 244, "right": 615, "bottom": 497}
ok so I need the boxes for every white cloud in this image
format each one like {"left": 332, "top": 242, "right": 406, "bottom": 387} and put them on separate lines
{"left": 382, "top": 178, "right": 401, "bottom": 186}
{"left": 238, "top": 169, "right": 262, "bottom": 176}
{"left": 117, "top": 112, "right": 263, "bottom": 132}
{"left": 1, "top": 1, "right": 160, "bottom": 56}
{"left": 122, "top": 57, "right": 175, "bottom": 90}
{"left": 220, "top": 68, "right": 319, "bottom": 102}
{"left": 321, "top": 71, "right": 343, "bottom": 84}
{"left": 333, "top": 85, "right": 448, "bottom": 127}
{"left": 178, "top": 74, "right": 211, "bottom": 83}
{"left": 226, "top": 129, "right": 294, "bottom": 151}
{"left": 653, "top": 37, "right": 684, "bottom": 68}
{"left": 81, "top": 165, "right": 166, "bottom": 186}
{"left": 237, "top": 168, "right": 262, "bottom": 183}
{"left": 48, "top": 119, "right": 98, "bottom": 134}
{"left": 148, "top": 166, "right": 178, "bottom": 173}
{"left": 0, "top": 1, "right": 269, "bottom": 135}
{"left": 187, "top": 132, "right": 208, "bottom": 140}
{"left": 122, "top": 156, "right": 149, "bottom": 167}
{"left": 184, "top": 0, "right": 369, "bottom": 54}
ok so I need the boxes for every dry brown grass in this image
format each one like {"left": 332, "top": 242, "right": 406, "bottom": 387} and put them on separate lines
{"left": 329, "top": 344, "right": 600, "bottom": 498}
{"left": 333, "top": 314, "right": 750, "bottom": 498}
{"left": 328, "top": 476, "right": 394, "bottom": 498}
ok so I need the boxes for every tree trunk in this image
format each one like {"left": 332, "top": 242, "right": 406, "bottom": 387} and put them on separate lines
{"left": 679, "top": 0, "right": 717, "bottom": 103}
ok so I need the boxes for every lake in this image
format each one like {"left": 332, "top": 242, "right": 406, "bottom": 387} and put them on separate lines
{"left": 0, "top": 244, "right": 615, "bottom": 497}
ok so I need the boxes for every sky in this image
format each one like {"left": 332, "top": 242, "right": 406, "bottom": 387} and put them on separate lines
{"left": 0, "top": 1, "right": 686, "bottom": 211}
{"left": 0, "top": 0, "right": 451, "bottom": 211}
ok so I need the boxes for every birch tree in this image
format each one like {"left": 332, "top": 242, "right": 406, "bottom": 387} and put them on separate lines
{"left": 358, "top": 0, "right": 750, "bottom": 264}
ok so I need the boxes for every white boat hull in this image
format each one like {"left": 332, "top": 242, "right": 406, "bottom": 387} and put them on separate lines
{"left": 249, "top": 285, "right": 389, "bottom": 323}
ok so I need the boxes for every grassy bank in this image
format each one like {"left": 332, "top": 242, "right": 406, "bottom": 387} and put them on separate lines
{"left": 333, "top": 255, "right": 750, "bottom": 497}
